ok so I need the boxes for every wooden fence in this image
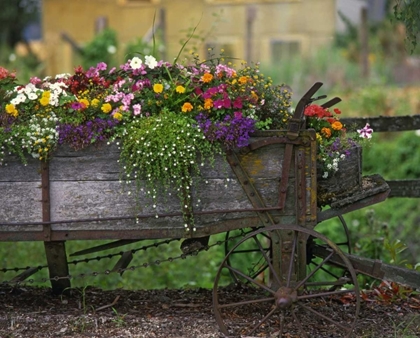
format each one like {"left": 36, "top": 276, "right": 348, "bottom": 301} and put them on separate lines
{"left": 341, "top": 114, "right": 420, "bottom": 198}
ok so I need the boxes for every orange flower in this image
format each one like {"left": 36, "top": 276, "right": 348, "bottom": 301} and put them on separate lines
{"left": 321, "top": 127, "right": 332, "bottom": 138}
{"left": 182, "top": 102, "right": 193, "bottom": 113}
{"left": 238, "top": 76, "right": 248, "bottom": 84}
{"left": 201, "top": 73, "right": 213, "bottom": 83}
{"left": 204, "top": 98, "right": 213, "bottom": 110}
{"left": 331, "top": 121, "right": 343, "bottom": 131}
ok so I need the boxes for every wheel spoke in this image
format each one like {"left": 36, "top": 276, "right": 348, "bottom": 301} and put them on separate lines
{"left": 286, "top": 230, "right": 298, "bottom": 288}
{"left": 292, "top": 309, "right": 309, "bottom": 338}
{"left": 248, "top": 306, "right": 278, "bottom": 335}
{"left": 252, "top": 233, "right": 282, "bottom": 287}
{"left": 217, "top": 296, "right": 274, "bottom": 309}
{"left": 223, "top": 263, "right": 275, "bottom": 294}
{"left": 298, "top": 287, "right": 357, "bottom": 301}
{"left": 300, "top": 303, "right": 353, "bottom": 332}
{"left": 294, "top": 250, "right": 334, "bottom": 290}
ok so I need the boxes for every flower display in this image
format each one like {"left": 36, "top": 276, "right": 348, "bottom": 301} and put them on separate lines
{"left": 0, "top": 55, "right": 292, "bottom": 217}
{"left": 304, "top": 104, "right": 373, "bottom": 179}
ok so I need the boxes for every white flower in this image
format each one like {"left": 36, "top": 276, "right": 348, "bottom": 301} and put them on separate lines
{"left": 357, "top": 123, "right": 373, "bottom": 139}
{"left": 145, "top": 55, "right": 158, "bottom": 69}
{"left": 130, "top": 57, "right": 142, "bottom": 70}
{"left": 107, "top": 45, "right": 117, "bottom": 54}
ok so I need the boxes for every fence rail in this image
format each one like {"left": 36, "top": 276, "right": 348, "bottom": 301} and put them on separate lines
{"left": 341, "top": 114, "right": 420, "bottom": 198}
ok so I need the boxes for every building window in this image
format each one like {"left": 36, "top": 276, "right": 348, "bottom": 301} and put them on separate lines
{"left": 271, "top": 40, "right": 300, "bottom": 61}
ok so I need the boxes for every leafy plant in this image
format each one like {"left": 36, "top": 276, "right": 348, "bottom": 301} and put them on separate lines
{"left": 81, "top": 28, "right": 118, "bottom": 69}
{"left": 111, "top": 307, "right": 127, "bottom": 327}
{"left": 393, "top": 0, "right": 420, "bottom": 53}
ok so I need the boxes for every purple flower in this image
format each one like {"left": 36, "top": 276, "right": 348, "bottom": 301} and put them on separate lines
{"left": 195, "top": 113, "right": 255, "bottom": 149}
{"left": 71, "top": 102, "right": 85, "bottom": 110}
{"left": 357, "top": 123, "right": 373, "bottom": 139}
{"left": 57, "top": 118, "right": 119, "bottom": 150}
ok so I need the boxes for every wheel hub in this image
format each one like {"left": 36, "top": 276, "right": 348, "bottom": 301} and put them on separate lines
{"left": 274, "top": 287, "right": 297, "bottom": 309}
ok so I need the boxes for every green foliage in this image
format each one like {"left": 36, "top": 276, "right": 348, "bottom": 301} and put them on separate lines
{"left": 124, "top": 37, "right": 163, "bottom": 62}
{"left": 117, "top": 111, "right": 222, "bottom": 219}
{"left": 0, "top": 0, "right": 39, "bottom": 47}
{"left": 363, "top": 131, "right": 420, "bottom": 179}
{"left": 81, "top": 28, "right": 118, "bottom": 69}
{"left": 393, "top": 0, "right": 420, "bottom": 53}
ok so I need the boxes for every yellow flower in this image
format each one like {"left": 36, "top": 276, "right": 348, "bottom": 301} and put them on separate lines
{"left": 91, "top": 99, "right": 100, "bottom": 107}
{"left": 176, "top": 85, "right": 185, "bottom": 94}
{"left": 42, "top": 91, "right": 51, "bottom": 98}
{"left": 201, "top": 73, "right": 213, "bottom": 83}
{"left": 5, "top": 104, "right": 18, "bottom": 117}
{"left": 153, "top": 83, "right": 163, "bottom": 93}
{"left": 79, "top": 98, "right": 90, "bottom": 108}
{"left": 316, "top": 133, "right": 323, "bottom": 143}
{"left": 101, "top": 103, "right": 112, "bottom": 113}
{"left": 39, "top": 96, "right": 50, "bottom": 106}
{"left": 113, "top": 112, "right": 123, "bottom": 120}
{"left": 181, "top": 102, "right": 193, "bottom": 113}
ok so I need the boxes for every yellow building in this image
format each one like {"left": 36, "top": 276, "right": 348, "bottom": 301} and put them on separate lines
{"left": 42, "top": 0, "right": 336, "bottom": 75}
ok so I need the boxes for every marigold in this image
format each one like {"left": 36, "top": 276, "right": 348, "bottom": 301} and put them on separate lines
{"left": 176, "top": 85, "right": 185, "bottom": 94}
{"left": 153, "top": 83, "right": 163, "bottom": 93}
{"left": 331, "top": 121, "right": 343, "bottom": 131}
{"left": 201, "top": 73, "right": 213, "bottom": 83}
{"left": 239, "top": 76, "right": 248, "bottom": 85}
{"left": 204, "top": 98, "right": 213, "bottom": 110}
{"left": 79, "top": 98, "right": 90, "bottom": 108}
{"left": 101, "top": 103, "right": 112, "bottom": 113}
{"left": 321, "top": 127, "right": 332, "bottom": 138}
{"left": 182, "top": 102, "right": 193, "bottom": 113}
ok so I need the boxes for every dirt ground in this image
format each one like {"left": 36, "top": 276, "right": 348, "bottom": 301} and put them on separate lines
{"left": 1, "top": 283, "right": 419, "bottom": 338}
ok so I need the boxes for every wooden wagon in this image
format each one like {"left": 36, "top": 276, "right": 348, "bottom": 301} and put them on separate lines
{"left": 1, "top": 83, "right": 418, "bottom": 337}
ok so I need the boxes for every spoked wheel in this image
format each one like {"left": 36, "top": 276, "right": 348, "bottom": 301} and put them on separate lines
{"left": 224, "top": 227, "right": 270, "bottom": 283}
{"left": 213, "top": 224, "right": 360, "bottom": 338}
{"left": 224, "top": 215, "right": 352, "bottom": 285}
{"left": 307, "top": 215, "right": 352, "bottom": 286}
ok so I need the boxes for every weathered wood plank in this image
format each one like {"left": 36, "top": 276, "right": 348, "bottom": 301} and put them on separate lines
{"left": 340, "top": 115, "right": 420, "bottom": 132}
{"left": 387, "top": 179, "right": 420, "bottom": 198}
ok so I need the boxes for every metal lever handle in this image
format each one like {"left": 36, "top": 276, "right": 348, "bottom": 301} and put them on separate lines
{"left": 287, "top": 82, "right": 324, "bottom": 139}
{"left": 321, "top": 97, "right": 342, "bottom": 109}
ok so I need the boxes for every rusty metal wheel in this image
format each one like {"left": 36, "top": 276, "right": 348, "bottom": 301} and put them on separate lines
{"left": 224, "top": 215, "right": 352, "bottom": 286}
{"left": 307, "top": 215, "right": 353, "bottom": 286}
{"left": 213, "top": 224, "right": 360, "bottom": 338}
{"left": 223, "top": 227, "right": 270, "bottom": 283}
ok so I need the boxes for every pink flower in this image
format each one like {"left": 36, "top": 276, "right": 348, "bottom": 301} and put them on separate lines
{"left": 357, "top": 123, "right": 373, "bottom": 139}
{"left": 133, "top": 104, "right": 142, "bottom": 116}
{"left": 234, "top": 111, "right": 243, "bottom": 119}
